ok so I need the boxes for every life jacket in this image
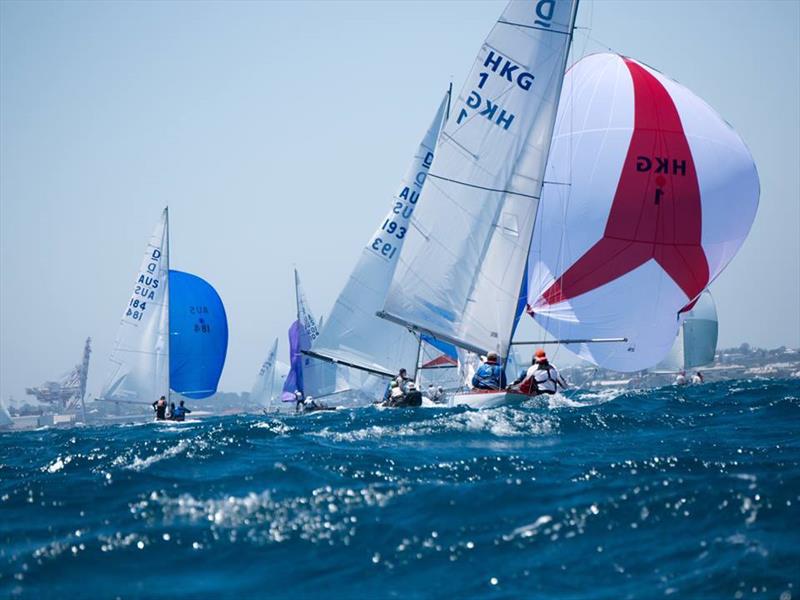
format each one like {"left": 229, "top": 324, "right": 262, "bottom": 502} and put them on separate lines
{"left": 521, "top": 364, "right": 560, "bottom": 395}
{"left": 472, "top": 362, "right": 505, "bottom": 390}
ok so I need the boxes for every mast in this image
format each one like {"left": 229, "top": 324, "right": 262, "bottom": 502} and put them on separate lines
{"left": 165, "top": 206, "right": 171, "bottom": 406}
{"left": 445, "top": 81, "right": 452, "bottom": 121}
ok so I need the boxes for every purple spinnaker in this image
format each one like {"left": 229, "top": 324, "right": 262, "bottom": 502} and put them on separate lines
{"left": 281, "top": 320, "right": 304, "bottom": 402}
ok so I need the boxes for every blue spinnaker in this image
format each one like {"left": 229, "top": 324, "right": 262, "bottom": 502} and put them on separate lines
{"left": 169, "top": 270, "right": 228, "bottom": 399}
{"left": 420, "top": 334, "right": 458, "bottom": 360}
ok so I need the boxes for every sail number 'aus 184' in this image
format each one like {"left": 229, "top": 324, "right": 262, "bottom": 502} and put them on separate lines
{"left": 126, "top": 248, "right": 163, "bottom": 322}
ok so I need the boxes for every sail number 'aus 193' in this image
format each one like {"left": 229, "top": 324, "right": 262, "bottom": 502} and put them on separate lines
{"left": 369, "top": 150, "right": 434, "bottom": 261}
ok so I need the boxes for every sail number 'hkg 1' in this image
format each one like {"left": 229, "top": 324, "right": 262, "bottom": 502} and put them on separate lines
{"left": 456, "top": 50, "right": 534, "bottom": 130}
{"left": 370, "top": 150, "right": 434, "bottom": 261}
{"left": 126, "top": 248, "right": 162, "bottom": 322}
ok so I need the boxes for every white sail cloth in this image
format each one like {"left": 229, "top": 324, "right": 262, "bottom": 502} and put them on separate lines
{"left": 382, "top": 0, "right": 579, "bottom": 359}
{"left": 250, "top": 338, "right": 278, "bottom": 407}
{"left": 311, "top": 93, "right": 449, "bottom": 376}
{"left": 656, "top": 291, "right": 718, "bottom": 372}
{"left": 100, "top": 209, "right": 170, "bottom": 402}
{"left": 526, "top": 53, "right": 759, "bottom": 371}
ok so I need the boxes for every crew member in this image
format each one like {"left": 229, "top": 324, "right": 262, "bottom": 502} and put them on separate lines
{"left": 691, "top": 371, "right": 704, "bottom": 384}
{"left": 520, "top": 349, "right": 566, "bottom": 395}
{"left": 152, "top": 396, "right": 167, "bottom": 420}
{"left": 471, "top": 352, "right": 507, "bottom": 390}
{"left": 172, "top": 400, "right": 192, "bottom": 421}
{"left": 675, "top": 371, "right": 687, "bottom": 385}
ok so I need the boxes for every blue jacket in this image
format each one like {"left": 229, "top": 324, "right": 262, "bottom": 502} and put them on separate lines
{"left": 472, "top": 361, "right": 507, "bottom": 390}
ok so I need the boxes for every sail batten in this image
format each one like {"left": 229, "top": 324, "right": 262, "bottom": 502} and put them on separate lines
{"left": 381, "top": 0, "right": 580, "bottom": 359}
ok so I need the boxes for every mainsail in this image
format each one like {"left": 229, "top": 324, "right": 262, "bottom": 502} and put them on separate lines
{"left": 251, "top": 338, "right": 279, "bottom": 408}
{"left": 526, "top": 53, "right": 759, "bottom": 371}
{"left": 169, "top": 270, "right": 228, "bottom": 399}
{"left": 655, "top": 291, "right": 718, "bottom": 372}
{"left": 381, "top": 0, "right": 580, "bottom": 359}
{"left": 100, "top": 209, "right": 170, "bottom": 402}
{"left": 309, "top": 91, "right": 450, "bottom": 377}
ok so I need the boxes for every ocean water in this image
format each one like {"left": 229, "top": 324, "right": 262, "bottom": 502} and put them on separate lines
{"left": 1, "top": 378, "right": 798, "bottom": 599}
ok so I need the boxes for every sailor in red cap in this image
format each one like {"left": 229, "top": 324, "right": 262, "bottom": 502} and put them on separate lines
{"left": 519, "top": 348, "right": 567, "bottom": 395}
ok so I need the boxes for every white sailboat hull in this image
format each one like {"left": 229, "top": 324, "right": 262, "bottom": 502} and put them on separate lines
{"left": 449, "top": 390, "right": 537, "bottom": 410}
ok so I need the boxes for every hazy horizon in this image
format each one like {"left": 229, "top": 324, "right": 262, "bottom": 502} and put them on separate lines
{"left": 2, "top": 0, "right": 798, "bottom": 404}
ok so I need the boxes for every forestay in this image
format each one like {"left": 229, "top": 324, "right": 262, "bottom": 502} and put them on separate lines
{"left": 169, "top": 270, "right": 228, "bottom": 399}
{"left": 251, "top": 338, "right": 279, "bottom": 408}
{"left": 655, "top": 291, "right": 718, "bottom": 372}
{"left": 310, "top": 92, "right": 449, "bottom": 377}
{"left": 526, "top": 54, "right": 759, "bottom": 371}
{"left": 100, "top": 209, "right": 170, "bottom": 402}
{"left": 381, "top": 0, "right": 579, "bottom": 359}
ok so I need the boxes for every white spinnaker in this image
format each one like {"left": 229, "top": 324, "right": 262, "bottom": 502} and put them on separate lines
{"left": 656, "top": 291, "right": 718, "bottom": 372}
{"left": 100, "top": 209, "right": 170, "bottom": 402}
{"left": 382, "top": 0, "right": 579, "bottom": 359}
{"left": 311, "top": 92, "right": 449, "bottom": 377}
{"left": 251, "top": 338, "right": 278, "bottom": 408}
{"left": 526, "top": 54, "right": 758, "bottom": 371}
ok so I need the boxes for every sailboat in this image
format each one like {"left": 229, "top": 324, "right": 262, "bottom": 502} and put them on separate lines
{"left": 654, "top": 290, "right": 718, "bottom": 374}
{"left": 251, "top": 338, "right": 279, "bottom": 409}
{"left": 280, "top": 269, "right": 349, "bottom": 408}
{"left": 308, "top": 91, "right": 450, "bottom": 382}
{"left": 379, "top": 0, "right": 580, "bottom": 408}
{"left": 380, "top": 3, "right": 758, "bottom": 409}
{"left": 99, "top": 208, "right": 228, "bottom": 411}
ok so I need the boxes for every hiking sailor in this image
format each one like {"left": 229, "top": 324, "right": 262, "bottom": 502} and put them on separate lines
{"left": 471, "top": 352, "right": 507, "bottom": 390}
{"left": 384, "top": 368, "right": 412, "bottom": 402}
{"left": 519, "top": 349, "right": 566, "bottom": 395}
{"left": 691, "top": 371, "right": 704, "bottom": 384}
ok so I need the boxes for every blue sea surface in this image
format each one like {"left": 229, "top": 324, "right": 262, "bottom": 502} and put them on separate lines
{"left": 1, "top": 378, "right": 799, "bottom": 599}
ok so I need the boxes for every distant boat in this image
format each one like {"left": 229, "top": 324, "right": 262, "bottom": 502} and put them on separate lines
{"left": 309, "top": 90, "right": 450, "bottom": 380}
{"left": 250, "top": 338, "right": 279, "bottom": 409}
{"left": 280, "top": 269, "right": 349, "bottom": 405}
{"left": 99, "top": 208, "right": 228, "bottom": 407}
{"left": 0, "top": 397, "right": 12, "bottom": 429}
{"left": 379, "top": 0, "right": 580, "bottom": 409}
{"left": 654, "top": 291, "right": 719, "bottom": 373}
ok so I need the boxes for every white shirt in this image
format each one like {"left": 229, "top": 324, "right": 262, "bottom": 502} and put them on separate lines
{"left": 525, "top": 363, "right": 563, "bottom": 394}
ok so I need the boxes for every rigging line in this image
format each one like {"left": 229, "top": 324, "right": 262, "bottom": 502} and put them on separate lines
{"left": 427, "top": 173, "right": 540, "bottom": 200}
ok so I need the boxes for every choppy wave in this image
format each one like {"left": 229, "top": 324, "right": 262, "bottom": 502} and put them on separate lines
{"left": 1, "top": 378, "right": 798, "bottom": 598}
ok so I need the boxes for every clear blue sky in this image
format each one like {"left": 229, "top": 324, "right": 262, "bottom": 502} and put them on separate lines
{"left": 1, "top": 0, "right": 798, "bottom": 403}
